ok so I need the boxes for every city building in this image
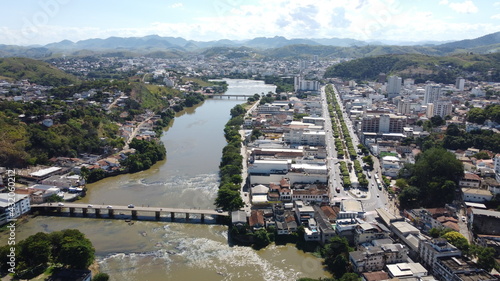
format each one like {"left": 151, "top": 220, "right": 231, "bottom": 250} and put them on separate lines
{"left": 387, "top": 76, "right": 402, "bottom": 99}
{"left": 424, "top": 84, "right": 442, "bottom": 104}
{"left": 0, "top": 193, "right": 31, "bottom": 225}
{"left": 361, "top": 113, "right": 407, "bottom": 134}
{"left": 418, "top": 238, "right": 461, "bottom": 272}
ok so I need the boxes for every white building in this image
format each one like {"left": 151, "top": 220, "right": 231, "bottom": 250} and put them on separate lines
{"left": 294, "top": 75, "right": 320, "bottom": 92}
{"left": 433, "top": 100, "right": 453, "bottom": 118}
{"left": 387, "top": 76, "right": 402, "bottom": 99}
{"left": 455, "top": 77, "right": 465, "bottom": 91}
{"left": 0, "top": 194, "right": 31, "bottom": 225}
{"left": 424, "top": 84, "right": 442, "bottom": 104}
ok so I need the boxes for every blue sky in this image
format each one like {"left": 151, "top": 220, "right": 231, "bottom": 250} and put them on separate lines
{"left": 1, "top": 0, "right": 499, "bottom": 45}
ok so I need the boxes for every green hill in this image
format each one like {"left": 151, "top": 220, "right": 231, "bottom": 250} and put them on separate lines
{"left": 0, "top": 57, "right": 78, "bottom": 86}
{"left": 324, "top": 53, "right": 500, "bottom": 83}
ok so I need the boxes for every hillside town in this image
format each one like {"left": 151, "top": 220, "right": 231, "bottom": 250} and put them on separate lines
{"left": 1, "top": 55, "right": 500, "bottom": 281}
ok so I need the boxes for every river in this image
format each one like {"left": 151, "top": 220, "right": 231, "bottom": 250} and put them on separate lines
{"left": 11, "top": 79, "right": 330, "bottom": 281}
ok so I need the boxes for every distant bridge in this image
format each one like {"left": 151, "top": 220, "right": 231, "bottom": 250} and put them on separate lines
{"left": 205, "top": 94, "right": 255, "bottom": 99}
{"left": 32, "top": 203, "right": 229, "bottom": 224}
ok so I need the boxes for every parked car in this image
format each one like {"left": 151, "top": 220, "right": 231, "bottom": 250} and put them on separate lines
{"left": 462, "top": 216, "right": 466, "bottom": 222}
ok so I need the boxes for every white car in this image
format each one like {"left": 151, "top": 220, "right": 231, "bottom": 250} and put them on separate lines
{"left": 461, "top": 216, "right": 466, "bottom": 222}
{"left": 107, "top": 205, "right": 113, "bottom": 209}
{"left": 58, "top": 202, "right": 64, "bottom": 206}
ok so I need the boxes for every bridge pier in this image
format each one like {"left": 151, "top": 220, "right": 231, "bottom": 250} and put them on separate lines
{"left": 185, "top": 213, "right": 189, "bottom": 221}
{"left": 171, "top": 212, "right": 175, "bottom": 222}
{"left": 82, "top": 208, "right": 88, "bottom": 217}
{"left": 131, "top": 210, "right": 137, "bottom": 219}
{"left": 95, "top": 209, "right": 101, "bottom": 217}
{"left": 108, "top": 209, "right": 114, "bottom": 218}
{"left": 57, "top": 207, "right": 62, "bottom": 213}
{"left": 201, "top": 214, "right": 205, "bottom": 223}
{"left": 69, "top": 207, "right": 75, "bottom": 216}
{"left": 155, "top": 211, "right": 160, "bottom": 220}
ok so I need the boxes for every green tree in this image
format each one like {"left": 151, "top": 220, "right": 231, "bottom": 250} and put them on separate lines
{"left": 442, "top": 231, "right": 469, "bottom": 253}
{"left": 215, "top": 187, "right": 244, "bottom": 211}
{"left": 339, "top": 273, "right": 362, "bottom": 281}
{"left": 252, "top": 229, "right": 271, "bottom": 250}
{"left": 475, "top": 246, "right": 498, "bottom": 272}
{"left": 322, "top": 236, "right": 351, "bottom": 278}
{"left": 54, "top": 229, "right": 95, "bottom": 269}
{"left": 93, "top": 273, "right": 110, "bottom": 281}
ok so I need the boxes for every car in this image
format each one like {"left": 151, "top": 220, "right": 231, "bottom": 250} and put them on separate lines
{"left": 216, "top": 208, "right": 223, "bottom": 213}
{"left": 128, "top": 204, "right": 135, "bottom": 208}
{"left": 58, "top": 202, "right": 64, "bottom": 206}
{"left": 87, "top": 204, "right": 93, "bottom": 208}
{"left": 107, "top": 205, "right": 113, "bottom": 209}
{"left": 376, "top": 194, "right": 380, "bottom": 197}
{"left": 462, "top": 216, "right": 466, "bottom": 222}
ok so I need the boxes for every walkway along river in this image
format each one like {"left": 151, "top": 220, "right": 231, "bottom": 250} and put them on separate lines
{"left": 11, "top": 79, "right": 330, "bottom": 281}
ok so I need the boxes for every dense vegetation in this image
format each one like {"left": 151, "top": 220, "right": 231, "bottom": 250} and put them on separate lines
{"left": 263, "top": 75, "right": 294, "bottom": 93}
{"left": 0, "top": 229, "right": 95, "bottom": 279}
{"left": 0, "top": 101, "right": 122, "bottom": 167}
{"left": 121, "top": 139, "right": 166, "bottom": 173}
{"left": 324, "top": 53, "right": 500, "bottom": 83}
{"left": 397, "top": 147, "right": 464, "bottom": 208}
{"left": 214, "top": 104, "right": 246, "bottom": 211}
{"left": 0, "top": 57, "right": 78, "bottom": 86}
{"left": 467, "top": 104, "right": 500, "bottom": 124}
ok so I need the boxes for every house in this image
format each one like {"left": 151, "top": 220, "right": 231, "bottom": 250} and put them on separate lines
{"left": 231, "top": 210, "right": 247, "bottom": 229}
{"left": 462, "top": 188, "right": 493, "bottom": 203}
{"left": 459, "top": 173, "right": 482, "bottom": 188}
{"left": 350, "top": 246, "right": 385, "bottom": 273}
{"left": 249, "top": 210, "right": 264, "bottom": 230}
{"left": 354, "top": 222, "right": 391, "bottom": 246}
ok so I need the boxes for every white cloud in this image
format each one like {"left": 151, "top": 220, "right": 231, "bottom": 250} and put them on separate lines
{"left": 439, "top": 0, "right": 449, "bottom": 5}
{"left": 448, "top": 0, "right": 478, "bottom": 14}
{"left": 494, "top": 2, "right": 500, "bottom": 7}
{"left": 170, "top": 3, "right": 183, "bottom": 9}
{"left": 491, "top": 13, "right": 500, "bottom": 19}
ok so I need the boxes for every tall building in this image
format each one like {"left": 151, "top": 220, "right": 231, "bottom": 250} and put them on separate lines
{"left": 387, "top": 76, "right": 402, "bottom": 99}
{"left": 424, "top": 84, "right": 441, "bottom": 104}
{"left": 361, "top": 114, "right": 407, "bottom": 134}
{"left": 294, "top": 75, "right": 320, "bottom": 92}
{"left": 455, "top": 77, "right": 465, "bottom": 91}
{"left": 397, "top": 99, "right": 412, "bottom": 115}
{"left": 426, "top": 103, "right": 435, "bottom": 118}
{"left": 433, "top": 100, "right": 453, "bottom": 118}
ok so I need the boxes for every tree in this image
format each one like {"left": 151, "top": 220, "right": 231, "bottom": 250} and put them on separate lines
{"left": 93, "top": 273, "right": 110, "bottom": 281}
{"left": 442, "top": 231, "right": 469, "bottom": 253}
{"left": 322, "top": 236, "right": 351, "bottom": 278}
{"left": 215, "top": 187, "right": 244, "bottom": 211}
{"left": 252, "top": 229, "right": 271, "bottom": 250}
{"left": 54, "top": 229, "right": 95, "bottom": 269}
{"left": 475, "top": 246, "right": 498, "bottom": 272}
{"left": 339, "top": 273, "right": 362, "bottom": 281}
{"left": 412, "top": 147, "right": 464, "bottom": 207}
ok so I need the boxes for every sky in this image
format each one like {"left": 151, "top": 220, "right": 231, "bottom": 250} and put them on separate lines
{"left": 0, "top": 0, "right": 499, "bottom": 46}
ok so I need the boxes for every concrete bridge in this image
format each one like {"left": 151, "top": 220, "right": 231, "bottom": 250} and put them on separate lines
{"left": 32, "top": 203, "right": 229, "bottom": 223}
{"left": 205, "top": 94, "right": 255, "bottom": 99}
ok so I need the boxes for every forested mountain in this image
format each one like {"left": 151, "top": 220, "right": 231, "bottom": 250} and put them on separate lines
{"left": 1, "top": 32, "right": 499, "bottom": 59}
{"left": 0, "top": 57, "right": 78, "bottom": 86}
{"left": 323, "top": 53, "right": 500, "bottom": 83}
